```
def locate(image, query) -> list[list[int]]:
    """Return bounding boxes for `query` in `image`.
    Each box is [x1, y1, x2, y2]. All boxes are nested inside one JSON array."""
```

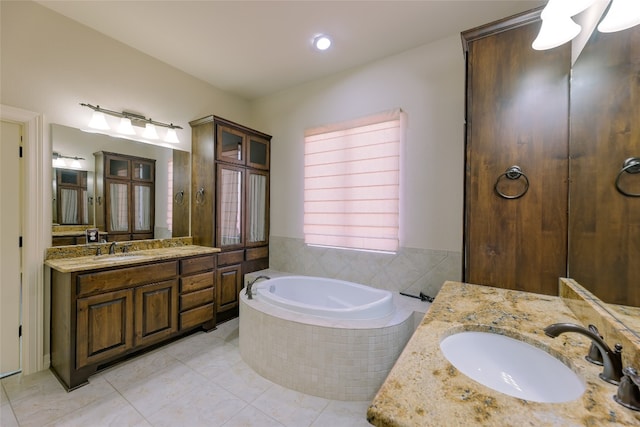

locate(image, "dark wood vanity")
[[48, 247, 217, 391]]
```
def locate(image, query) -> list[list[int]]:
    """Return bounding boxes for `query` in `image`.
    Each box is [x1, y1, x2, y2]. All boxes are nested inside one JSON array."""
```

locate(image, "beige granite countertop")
[[367, 281, 640, 427], [45, 244, 219, 273]]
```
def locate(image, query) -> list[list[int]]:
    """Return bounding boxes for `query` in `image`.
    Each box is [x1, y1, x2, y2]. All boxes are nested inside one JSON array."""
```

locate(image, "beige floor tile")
[[223, 405, 286, 427], [1, 370, 63, 402], [100, 348, 181, 392], [251, 383, 329, 427], [310, 400, 372, 427], [1, 401, 19, 427], [183, 341, 243, 379], [213, 360, 275, 403]]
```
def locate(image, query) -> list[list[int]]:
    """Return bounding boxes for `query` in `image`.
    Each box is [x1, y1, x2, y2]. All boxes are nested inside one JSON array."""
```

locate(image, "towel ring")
[[494, 165, 529, 199], [615, 157, 640, 197], [195, 187, 205, 205], [174, 190, 184, 206]]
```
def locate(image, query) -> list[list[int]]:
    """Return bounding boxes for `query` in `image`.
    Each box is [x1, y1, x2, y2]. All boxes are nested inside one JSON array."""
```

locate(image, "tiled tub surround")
[[268, 236, 462, 298], [368, 281, 640, 427], [240, 271, 429, 401]]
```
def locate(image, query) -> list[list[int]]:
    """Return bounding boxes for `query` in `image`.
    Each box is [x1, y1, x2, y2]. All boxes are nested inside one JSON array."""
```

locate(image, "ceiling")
[[37, 1, 545, 100]]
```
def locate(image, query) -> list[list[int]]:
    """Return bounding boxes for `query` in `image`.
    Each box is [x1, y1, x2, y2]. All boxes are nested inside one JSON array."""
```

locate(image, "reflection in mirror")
[[51, 124, 188, 242], [52, 168, 94, 225]]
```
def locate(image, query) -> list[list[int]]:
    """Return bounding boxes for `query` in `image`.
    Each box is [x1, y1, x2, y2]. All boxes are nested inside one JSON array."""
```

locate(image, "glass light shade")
[[164, 128, 180, 143], [53, 157, 66, 167], [598, 0, 640, 33], [532, 16, 582, 50], [143, 123, 159, 139], [71, 159, 82, 168], [117, 117, 136, 135], [88, 111, 110, 130], [541, 0, 598, 20]]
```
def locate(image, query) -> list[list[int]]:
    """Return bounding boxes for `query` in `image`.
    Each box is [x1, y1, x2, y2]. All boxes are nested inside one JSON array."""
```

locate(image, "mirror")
[[51, 123, 189, 242], [568, 27, 640, 336], [52, 168, 93, 225]]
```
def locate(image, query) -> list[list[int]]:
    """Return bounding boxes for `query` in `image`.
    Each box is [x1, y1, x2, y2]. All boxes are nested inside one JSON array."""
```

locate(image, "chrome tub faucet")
[[245, 275, 271, 300], [544, 322, 623, 385]]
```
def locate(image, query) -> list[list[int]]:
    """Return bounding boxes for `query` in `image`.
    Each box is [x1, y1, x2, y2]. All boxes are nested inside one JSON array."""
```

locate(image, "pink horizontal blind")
[[304, 109, 402, 252]]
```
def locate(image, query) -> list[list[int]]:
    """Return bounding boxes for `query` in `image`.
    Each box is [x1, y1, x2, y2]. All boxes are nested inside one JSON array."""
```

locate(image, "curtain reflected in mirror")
[[109, 182, 129, 232], [220, 168, 242, 245], [248, 173, 266, 243], [134, 185, 151, 232], [53, 168, 93, 225], [59, 188, 78, 224]]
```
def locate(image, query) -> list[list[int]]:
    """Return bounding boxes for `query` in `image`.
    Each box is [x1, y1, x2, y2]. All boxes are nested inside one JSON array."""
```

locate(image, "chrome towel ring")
[[173, 190, 185, 206], [494, 165, 529, 199], [195, 187, 206, 205], [615, 157, 640, 197]]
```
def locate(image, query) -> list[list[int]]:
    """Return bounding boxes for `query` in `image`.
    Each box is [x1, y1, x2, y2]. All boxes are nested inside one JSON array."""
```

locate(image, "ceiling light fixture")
[[313, 34, 332, 51], [80, 103, 182, 143], [533, 0, 640, 50], [52, 152, 85, 169]]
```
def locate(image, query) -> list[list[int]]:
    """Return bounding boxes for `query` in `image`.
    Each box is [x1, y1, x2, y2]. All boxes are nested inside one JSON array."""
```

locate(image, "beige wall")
[[252, 35, 465, 252]]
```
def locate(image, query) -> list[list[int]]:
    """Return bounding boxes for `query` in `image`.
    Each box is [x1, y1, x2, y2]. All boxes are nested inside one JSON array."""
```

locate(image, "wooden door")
[[463, 16, 570, 295], [568, 27, 640, 306], [76, 289, 134, 368], [134, 280, 178, 347]]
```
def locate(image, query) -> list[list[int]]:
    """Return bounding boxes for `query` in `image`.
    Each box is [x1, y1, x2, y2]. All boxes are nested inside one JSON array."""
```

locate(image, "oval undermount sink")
[[440, 331, 585, 403]]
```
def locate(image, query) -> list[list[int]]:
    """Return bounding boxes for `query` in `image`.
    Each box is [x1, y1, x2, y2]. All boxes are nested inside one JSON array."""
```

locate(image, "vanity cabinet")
[[190, 116, 271, 322], [461, 10, 570, 296], [94, 151, 155, 241], [51, 254, 216, 390]]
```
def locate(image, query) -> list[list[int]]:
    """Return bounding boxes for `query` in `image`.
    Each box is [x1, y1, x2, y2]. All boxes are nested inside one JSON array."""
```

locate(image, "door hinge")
[[19, 146, 23, 158], [18, 325, 22, 337], [19, 236, 22, 247]]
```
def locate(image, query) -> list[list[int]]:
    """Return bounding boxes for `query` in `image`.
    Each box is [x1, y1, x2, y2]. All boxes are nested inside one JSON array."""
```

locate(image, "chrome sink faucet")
[[245, 275, 271, 300], [544, 323, 623, 384], [109, 241, 117, 255]]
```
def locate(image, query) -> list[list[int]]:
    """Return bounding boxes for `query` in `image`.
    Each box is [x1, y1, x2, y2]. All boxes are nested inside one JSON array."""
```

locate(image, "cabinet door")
[[105, 155, 131, 179], [216, 124, 245, 165], [216, 265, 242, 313], [105, 180, 131, 234], [216, 165, 245, 249], [76, 289, 134, 368], [134, 280, 178, 347], [247, 135, 269, 170], [246, 169, 269, 246], [133, 182, 154, 234]]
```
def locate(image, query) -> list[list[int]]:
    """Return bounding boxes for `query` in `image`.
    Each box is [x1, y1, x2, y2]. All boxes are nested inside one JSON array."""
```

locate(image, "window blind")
[[304, 109, 403, 252]]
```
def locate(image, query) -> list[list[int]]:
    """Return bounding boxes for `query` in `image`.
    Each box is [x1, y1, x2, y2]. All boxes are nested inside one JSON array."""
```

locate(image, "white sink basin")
[[440, 331, 585, 403]]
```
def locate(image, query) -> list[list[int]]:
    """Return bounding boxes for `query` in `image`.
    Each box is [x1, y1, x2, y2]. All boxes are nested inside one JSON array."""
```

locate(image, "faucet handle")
[[613, 366, 640, 411]]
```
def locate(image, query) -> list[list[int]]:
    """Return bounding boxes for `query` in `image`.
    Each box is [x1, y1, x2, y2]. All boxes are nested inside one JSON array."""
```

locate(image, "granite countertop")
[[367, 281, 640, 427], [45, 245, 220, 273]]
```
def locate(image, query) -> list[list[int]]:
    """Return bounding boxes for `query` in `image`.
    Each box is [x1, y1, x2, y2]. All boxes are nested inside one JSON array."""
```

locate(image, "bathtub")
[[240, 272, 418, 400], [254, 275, 395, 320]]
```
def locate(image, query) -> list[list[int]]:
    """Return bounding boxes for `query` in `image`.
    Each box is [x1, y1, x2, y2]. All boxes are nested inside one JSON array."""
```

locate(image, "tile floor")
[[0, 319, 373, 427]]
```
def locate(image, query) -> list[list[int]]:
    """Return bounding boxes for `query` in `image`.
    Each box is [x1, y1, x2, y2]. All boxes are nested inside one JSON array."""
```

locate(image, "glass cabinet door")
[[246, 170, 269, 246], [247, 135, 269, 170], [216, 125, 245, 165], [133, 183, 153, 233], [132, 160, 154, 182], [217, 165, 244, 248], [106, 181, 130, 232], [105, 155, 130, 179]]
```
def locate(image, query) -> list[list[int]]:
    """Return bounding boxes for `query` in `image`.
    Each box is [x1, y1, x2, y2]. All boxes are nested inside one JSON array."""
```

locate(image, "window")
[[304, 109, 404, 252]]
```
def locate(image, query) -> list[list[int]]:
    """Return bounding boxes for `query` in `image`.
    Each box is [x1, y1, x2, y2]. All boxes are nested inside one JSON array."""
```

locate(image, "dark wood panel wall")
[[568, 26, 640, 306], [462, 11, 571, 296]]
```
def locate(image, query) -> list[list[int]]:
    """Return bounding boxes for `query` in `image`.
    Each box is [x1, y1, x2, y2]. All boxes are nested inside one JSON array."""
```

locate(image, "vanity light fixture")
[[533, 0, 640, 50], [313, 34, 332, 51], [52, 152, 85, 169], [80, 103, 182, 143]]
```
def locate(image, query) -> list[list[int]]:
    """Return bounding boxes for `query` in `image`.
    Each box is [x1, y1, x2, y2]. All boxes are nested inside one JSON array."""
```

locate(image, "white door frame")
[[0, 105, 47, 374]]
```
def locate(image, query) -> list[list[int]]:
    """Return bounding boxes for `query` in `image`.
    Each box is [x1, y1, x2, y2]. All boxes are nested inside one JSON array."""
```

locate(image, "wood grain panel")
[[172, 150, 190, 237], [190, 117, 215, 247], [463, 18, 570, 296], [568, 27, 640, 306], [77, 261, 177, 296], [134, 280, 178, 346]]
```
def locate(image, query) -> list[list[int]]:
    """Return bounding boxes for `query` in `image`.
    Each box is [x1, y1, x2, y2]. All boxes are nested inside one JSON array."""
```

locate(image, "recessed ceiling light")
[[313, 34, 332, 51]]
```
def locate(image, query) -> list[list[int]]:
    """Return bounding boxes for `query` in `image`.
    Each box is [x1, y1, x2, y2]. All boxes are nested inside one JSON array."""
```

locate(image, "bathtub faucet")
[[245, 275, 271, 300]]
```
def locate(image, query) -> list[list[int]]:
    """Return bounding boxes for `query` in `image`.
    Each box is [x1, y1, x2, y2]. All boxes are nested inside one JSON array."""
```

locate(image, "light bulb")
[[143, 123, 159, 139], [313, 35, 332, 51], [598, 0, 640, 33], [88, 111, 110, 130], [532, 15, 582, 50], [164, 128, 180, 143], [118, 117, 136, 135]]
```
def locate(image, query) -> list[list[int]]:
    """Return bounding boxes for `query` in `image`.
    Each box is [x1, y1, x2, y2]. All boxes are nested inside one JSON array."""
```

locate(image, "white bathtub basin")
[[439, 331, 585, 403]]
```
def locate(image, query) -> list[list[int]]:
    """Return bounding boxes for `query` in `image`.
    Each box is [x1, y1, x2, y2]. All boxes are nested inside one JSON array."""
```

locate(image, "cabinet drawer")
[[77, 261, 178, 296], [180, 303, 214, 330], [180, 287, 214, 312], [246, 246, 268, 261], [217, 250, 244, 266], [181, 271, 214, 293], [180, 255, 215, 275]]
